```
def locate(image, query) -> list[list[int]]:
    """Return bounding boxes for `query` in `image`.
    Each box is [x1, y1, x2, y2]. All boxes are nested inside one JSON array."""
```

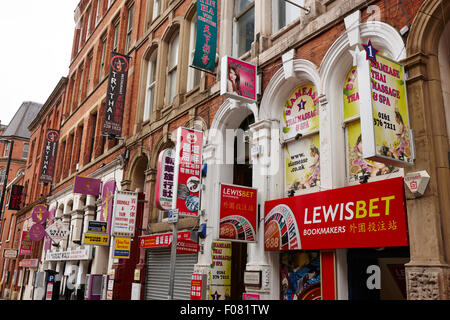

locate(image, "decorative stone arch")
[[402, 0, 450, 300]]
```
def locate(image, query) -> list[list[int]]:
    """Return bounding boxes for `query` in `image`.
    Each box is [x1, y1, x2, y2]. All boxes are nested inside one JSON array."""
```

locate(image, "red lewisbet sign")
[[219, 183, 258, 243], [172, 127, 203, 217], [264, 177, 409, 251]]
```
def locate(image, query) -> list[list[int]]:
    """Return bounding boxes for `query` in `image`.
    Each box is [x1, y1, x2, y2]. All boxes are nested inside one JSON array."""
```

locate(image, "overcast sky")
[[0, 0, 80, 126]]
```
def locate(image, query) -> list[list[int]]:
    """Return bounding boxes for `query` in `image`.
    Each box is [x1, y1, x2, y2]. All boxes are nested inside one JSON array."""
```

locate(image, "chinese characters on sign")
[[103, 52, 130, 137], [111, 191, 138, 237], [39, 129, 59, 184], [172, 128, 203, 217], [192, 0, 217, 73], [190, 274, 206, 300], [155, 149, 175, 211], [8, 185, 23, 210]]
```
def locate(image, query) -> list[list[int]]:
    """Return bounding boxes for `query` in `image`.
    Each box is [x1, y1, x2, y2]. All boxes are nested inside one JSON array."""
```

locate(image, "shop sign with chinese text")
[[155, 148, 175, 211], [357, 51, 414, 167], [172, 127, 203, 217], [218, 183, 257, 243], [192, 0, 217, 73], [111, 191, 138, 237], [264, 177, 408, 251], [8, 185, 23, 210], [139, 230, 192, 249]]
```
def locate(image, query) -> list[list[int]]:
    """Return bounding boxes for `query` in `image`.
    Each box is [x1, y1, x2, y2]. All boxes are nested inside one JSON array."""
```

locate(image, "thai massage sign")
[[192, 0, 217, 73], [103, 52, 130, 137], [218, 183, 257, 243], [357, 44, 414, 167], [39, 129, 59, 183], [155, 148, 175, 211], [264, 177, 408, 251], [282, 84, 319, 141], [172, 127, 203, 217], [220, 56, 257, 103]]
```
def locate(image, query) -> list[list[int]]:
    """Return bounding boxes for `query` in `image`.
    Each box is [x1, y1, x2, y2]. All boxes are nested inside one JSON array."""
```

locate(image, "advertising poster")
[[103, 52, 131, 136], [220, 56, 257, 103], [19, 231, 32, 255], [111, 191, 138, 237], [39, 129, 59, 184], [264, 177, 408, 251], [357, 52, 414, 167], [209, 241, 232, 300], [155, 149, 175, 211], [280, 251, 321, 300], [285, 134, 320, 192], [282, 83, 319, 141], [192, 0, 217, 73], [101, 180, 116, 234], [172, 127, 203, 217], [218, 183, 257, 243]]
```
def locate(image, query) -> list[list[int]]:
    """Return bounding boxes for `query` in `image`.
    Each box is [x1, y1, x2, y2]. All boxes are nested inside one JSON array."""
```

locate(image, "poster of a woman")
[[227, 64, 242, 96]]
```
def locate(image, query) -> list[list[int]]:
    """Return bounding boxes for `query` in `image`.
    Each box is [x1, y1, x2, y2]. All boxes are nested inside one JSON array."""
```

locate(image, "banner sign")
[[220, 56, 257, 103], [282, 83, 319, 141], [45, 246, 92, 261], [73, 176, 102, 196], [8, 185, 23, 210], [172, 127, 203, 217], [264, 177, 408, 251], [102, 52, 130, 136], [83, 233, 109, 246], [218, 183, 257, 243], [139, 230, 191, 249], [101, 180, 116, 234], [111, 191, 138, 237], [155, 149, 175, 211], [357, 51, 414, 167], [88, 221, 107, 233], [3, 249, 18, 259], [45, 220, 69, 244], [192, 0, 217, 73], [113, 237, 131, 259], [39, 129, 60, 183], [190, 274, 207, 300], [43, 208, 56, 251], [32, 205, 49, 224], [19, 259, 39, 268], [19, 231, 32, 255], [170, 238, 200, 255], [209, 241, 232, 300]]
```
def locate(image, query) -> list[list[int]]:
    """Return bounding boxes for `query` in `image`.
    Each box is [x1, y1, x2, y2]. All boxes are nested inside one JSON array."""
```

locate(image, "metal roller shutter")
[[145, 248, 198, 300]]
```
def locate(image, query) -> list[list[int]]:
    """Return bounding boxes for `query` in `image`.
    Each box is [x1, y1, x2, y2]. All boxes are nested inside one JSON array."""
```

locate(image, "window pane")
[[152, 0, 160, 20], [236, 8, 254, 56], [22, 144, 29, 159], [168, 69, 177, 104], [273, 0, 301, 32], [235, 0, 254, 13], [169, 33, 179, 68]]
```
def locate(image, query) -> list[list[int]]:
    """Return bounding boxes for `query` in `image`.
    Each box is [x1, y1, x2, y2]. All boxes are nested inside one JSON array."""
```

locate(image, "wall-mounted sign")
[[88, 221, 108, 233], [139, 230, 192, 249], [8, 185, 23, 210], [220, 56, 257, 103], [45, 220, 69, 244], [102, 52, 130, 137], [264, 177, 408, 251], [3, 249, 18, 259], [111, 191, 138, 237], [155, 149, 175, 211], [357, 50, 414, 167], [113, 237, 131, 259], [32, 205, 49, 224], [243, 293, 261, 300], [73, 176, 102, 196], [172, 127, 203, 217], [404, 170, 430, 197], [19, 259, 39, 268], [282, 83, 319, 141], [45, 246, 93, 261], [170, 238, 200, 255], [190, 274, 207, 300], [218, 183, 257, 243], [83, 233, 110, 246], [243, 270, 262, 287], [101, 180, 116, 235], [39, 129, 59, 184], [209, 241, 232, 300], [192, 0, 217, 73], [19, 231, 32, 255], [29, 223, 46, 242]]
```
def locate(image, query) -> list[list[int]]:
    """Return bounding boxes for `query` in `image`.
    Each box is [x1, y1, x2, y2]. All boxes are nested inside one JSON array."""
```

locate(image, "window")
[[0, 168, 5, 184], [166, 32, 179, 105], [272, 0, 301, 33], [3, 142, 9, 157], [86, 6, 92, 39], [22, 143, 29, 159], [187, 15, 202, 91], [107, 0, 113, 10], [113, 22, 120, 52], [88, 112, 97, 162], [342, 66, 398, 183], [144, 50, 158, 121], [234, 0, 255, 57], [77, 66, 84, 105], [86, 53, 93, 93], [125, 4, 135, 52], [95, 0, 101, 26], [78, 18, 84, 52], [152, 0, 161, 21], [99, 35, 107, 80]]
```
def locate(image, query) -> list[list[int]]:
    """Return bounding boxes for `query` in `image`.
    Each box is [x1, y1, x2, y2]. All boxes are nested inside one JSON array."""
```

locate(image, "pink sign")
[[32, 205, 49, 224], [19, 231, 32, 255], [221, 56, 257, 102], [101, 180, 116, 234], [172, 128, 203, 217], [29, 223, 46, 242], [73, 176, 101, 196]]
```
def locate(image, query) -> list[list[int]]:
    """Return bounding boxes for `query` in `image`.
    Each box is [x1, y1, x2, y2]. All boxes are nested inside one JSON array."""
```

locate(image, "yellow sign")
[[114, 237, 131, 259], [83, 233, 110, 246]]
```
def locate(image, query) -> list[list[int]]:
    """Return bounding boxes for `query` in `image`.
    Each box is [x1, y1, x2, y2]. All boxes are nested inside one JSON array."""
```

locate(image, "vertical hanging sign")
[[172, 127, 203, 217], [192, 0, 217, 73], [103, 52, 130, 137], [39, 129, 60, 184], [155, 149, 175, 211]]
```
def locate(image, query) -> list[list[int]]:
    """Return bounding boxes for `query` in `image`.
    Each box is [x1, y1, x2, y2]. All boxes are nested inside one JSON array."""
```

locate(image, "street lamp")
[[0, 138, 14, 237]]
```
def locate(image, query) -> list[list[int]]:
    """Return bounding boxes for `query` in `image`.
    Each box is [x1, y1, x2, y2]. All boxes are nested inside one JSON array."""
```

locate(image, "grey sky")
[[0, 0, 79, 126]]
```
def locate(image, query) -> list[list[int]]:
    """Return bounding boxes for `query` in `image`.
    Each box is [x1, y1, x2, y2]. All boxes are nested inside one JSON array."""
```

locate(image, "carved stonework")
[[407, 268, 442, 300]]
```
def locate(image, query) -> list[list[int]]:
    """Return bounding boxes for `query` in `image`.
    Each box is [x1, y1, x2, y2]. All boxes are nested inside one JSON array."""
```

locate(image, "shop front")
[[264, 177, 410, 300]]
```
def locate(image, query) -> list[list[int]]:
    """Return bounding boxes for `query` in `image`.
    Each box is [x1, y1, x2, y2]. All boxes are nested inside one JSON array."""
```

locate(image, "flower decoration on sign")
[[362, 39, 379, 63]]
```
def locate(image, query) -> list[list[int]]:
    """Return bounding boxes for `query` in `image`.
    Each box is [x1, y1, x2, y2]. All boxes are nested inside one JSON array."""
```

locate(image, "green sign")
[[192, 0, 217, 73]]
